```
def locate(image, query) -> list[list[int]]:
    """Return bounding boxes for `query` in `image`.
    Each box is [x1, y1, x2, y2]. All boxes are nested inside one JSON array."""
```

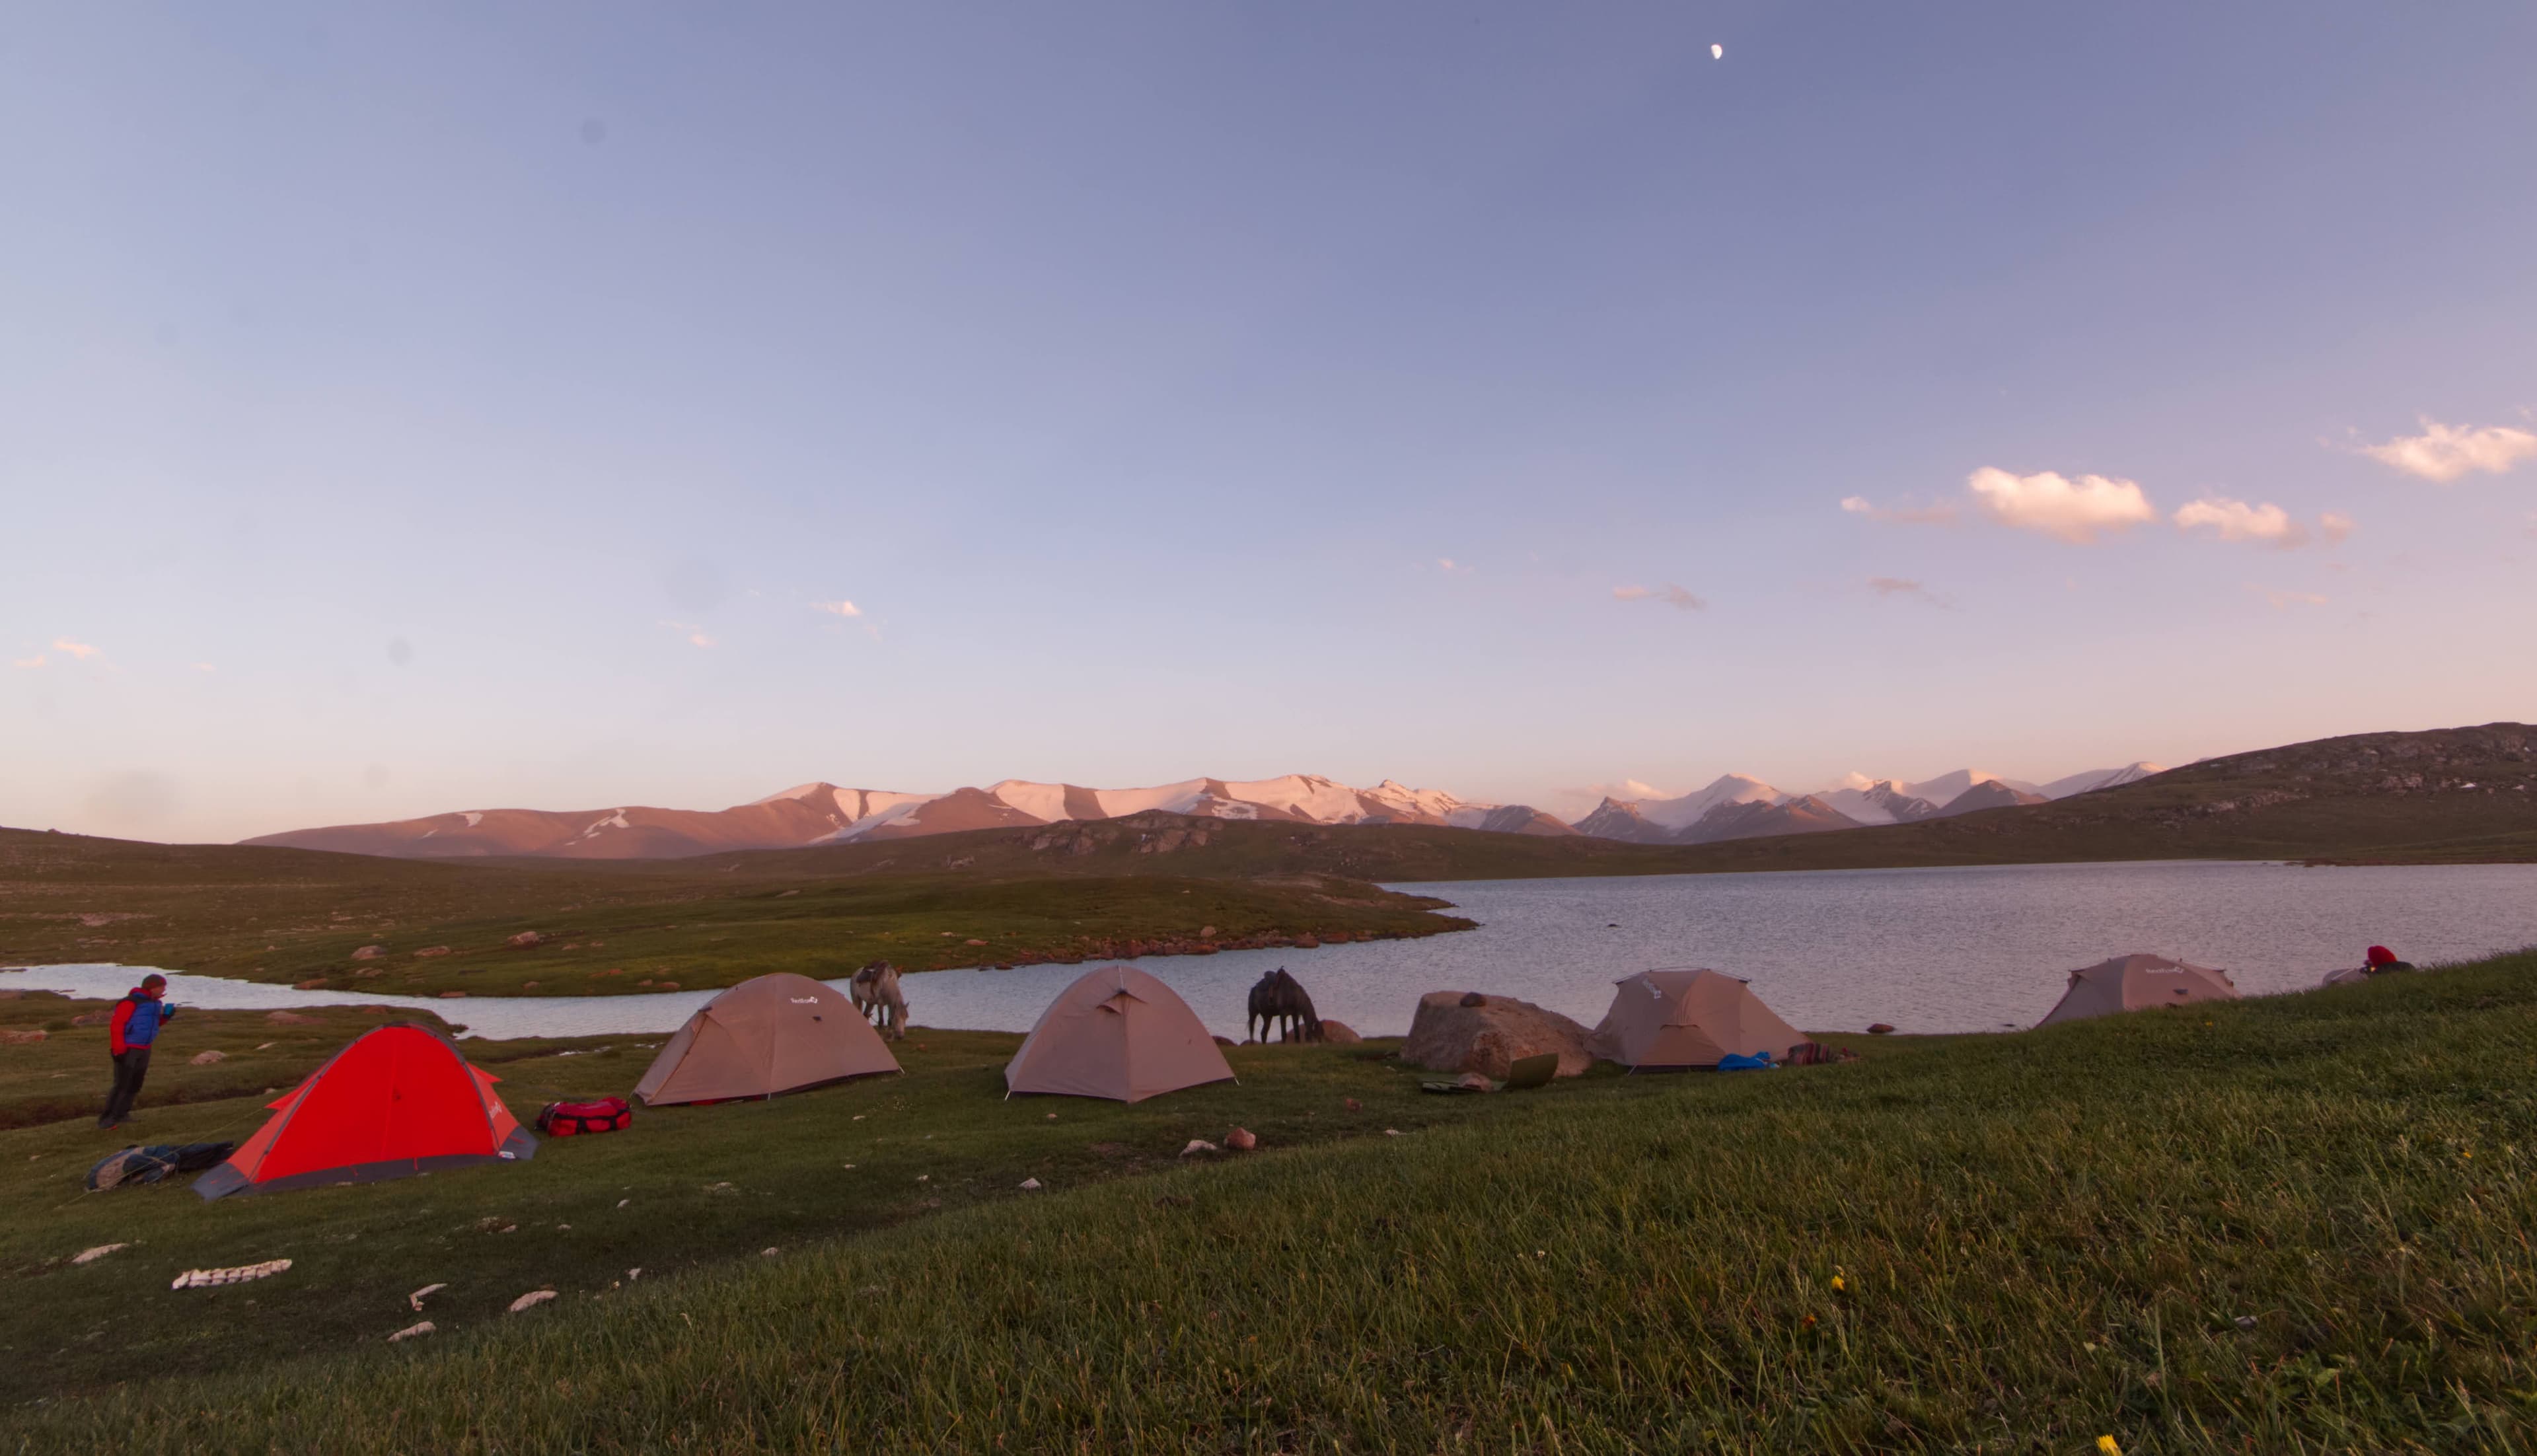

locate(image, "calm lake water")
[[9, 861, 2536, 1041]]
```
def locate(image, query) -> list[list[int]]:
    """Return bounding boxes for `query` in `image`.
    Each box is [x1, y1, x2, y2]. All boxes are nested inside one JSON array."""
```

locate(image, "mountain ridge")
[[242, 759, 2164, 861]]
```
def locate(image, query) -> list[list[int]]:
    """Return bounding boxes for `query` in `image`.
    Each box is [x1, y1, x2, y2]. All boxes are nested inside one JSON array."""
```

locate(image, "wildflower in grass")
[[2098, 1438, 2121, 1455], [1831, 1273, 1847, 1292]]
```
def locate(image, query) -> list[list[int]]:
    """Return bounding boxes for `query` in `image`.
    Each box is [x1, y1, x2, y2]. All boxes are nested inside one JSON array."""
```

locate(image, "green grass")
[[5, 951, 2536, 1451], [0, 825, 1469, 997]]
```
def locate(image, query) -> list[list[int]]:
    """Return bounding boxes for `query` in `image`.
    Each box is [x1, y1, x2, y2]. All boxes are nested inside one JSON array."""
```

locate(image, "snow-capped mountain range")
[[240, 764, 2162, 860], [1572, 764, 2163, 845]]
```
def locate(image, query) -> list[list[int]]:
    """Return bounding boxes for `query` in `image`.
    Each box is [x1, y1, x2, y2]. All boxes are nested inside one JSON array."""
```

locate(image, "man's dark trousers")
[[101, 1048, 153, 1127]]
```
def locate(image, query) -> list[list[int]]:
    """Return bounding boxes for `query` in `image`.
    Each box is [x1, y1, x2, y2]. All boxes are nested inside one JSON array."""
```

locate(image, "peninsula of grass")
[[5, 948, 2534, 1451], [0, 826, 1469, 998]]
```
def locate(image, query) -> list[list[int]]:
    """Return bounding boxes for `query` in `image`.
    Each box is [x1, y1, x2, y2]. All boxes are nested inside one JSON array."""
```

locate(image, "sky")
[[5, 2, 2536, 844]]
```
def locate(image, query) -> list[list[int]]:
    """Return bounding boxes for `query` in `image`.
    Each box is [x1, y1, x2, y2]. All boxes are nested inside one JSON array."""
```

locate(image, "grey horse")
[[849, 959, 908, 1041]]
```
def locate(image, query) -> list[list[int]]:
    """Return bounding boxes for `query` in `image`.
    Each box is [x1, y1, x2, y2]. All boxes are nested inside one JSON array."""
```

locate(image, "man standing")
[[100, 974, 178, 1130]]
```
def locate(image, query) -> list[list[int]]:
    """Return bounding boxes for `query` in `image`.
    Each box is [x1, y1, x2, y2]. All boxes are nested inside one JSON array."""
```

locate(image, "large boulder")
[[1399, 992, 1592, 1079]]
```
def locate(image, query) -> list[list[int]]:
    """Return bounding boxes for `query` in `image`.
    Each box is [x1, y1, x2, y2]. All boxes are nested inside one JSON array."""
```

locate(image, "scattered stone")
[[439, 992, 468, 1000], [1344, 1097, 1362, 1112], [627, 1268, 642, 1280], [293, 978, 329, 990], [0, 1028, 46, 1044], [72, 1011, 114, 1027], [1179, 1140, 1220, 1157], [264, 1011, 318, 1026], [655, 982, 678, 992], [351, 945, 385, 961], [761, 1247, 780, 1258], [1383, 1129, 1402, 1137], [1867, 1023, 1895, 1035], [1293, 935, 1320, 949], [388, 1321, 435, 1342], [616, 1198, 630, 1208], [189, 1050, 226, 1066], [1019, 1177, 1043, 1190], [522, 982, 538, 990], [414, 947, 452, 959], [507, 931, 544, 948], [409, 1282, 447, 1310], [255, 1042, 277, 1050], [1198, 926, 1217, 938], [2234, 1315, 2258, 1331], [507, 1290, 557, 1313], [1225, 1127, 1257, 1152], [1045, 1112, 1058, 1120], [1401, 991, 1593, 1080], [1319, 1020, 1363, 1045], [73, 1243, 129, 1265], [964, 938, 988, 946]]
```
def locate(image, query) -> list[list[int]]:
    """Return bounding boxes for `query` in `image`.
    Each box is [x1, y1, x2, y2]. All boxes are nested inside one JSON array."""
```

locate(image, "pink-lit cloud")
[[1967, 468, 2157, 543], [811, 600, 862, 618], [1867, 576, 1952, 608], [1613, 584, 1706, 610], [1839, 495, 1961, 525], [2359, 417, 2537, 483], [52, 638, 99, 659]]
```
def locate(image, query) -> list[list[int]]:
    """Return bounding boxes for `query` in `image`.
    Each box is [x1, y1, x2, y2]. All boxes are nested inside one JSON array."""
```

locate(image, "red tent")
[[194, 1025, 536, 1200]]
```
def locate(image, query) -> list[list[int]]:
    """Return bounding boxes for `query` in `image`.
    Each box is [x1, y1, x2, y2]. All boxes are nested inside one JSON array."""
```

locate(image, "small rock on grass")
[[72, 1243, 128, 1266], [388, 1321, 435, 1342], [1019, 1177, 1043, 1190], [1225, 1127, 1257, 1151], [408, 1282, 447, 1311], [507, 1290, 557, 1313], [1179, 1140, 1219, 1157], [1344, 1097, 1361, 1112], [190, 1050, 225, 1066], [761, 1247, 780, 1258]]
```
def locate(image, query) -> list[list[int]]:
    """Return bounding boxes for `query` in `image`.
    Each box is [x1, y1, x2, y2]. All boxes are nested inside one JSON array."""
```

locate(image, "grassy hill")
[[3, 951, 2532, 1451], [0, 826, 1469, 997]]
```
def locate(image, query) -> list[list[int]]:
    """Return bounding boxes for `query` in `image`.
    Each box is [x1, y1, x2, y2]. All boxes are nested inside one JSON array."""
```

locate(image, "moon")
[[1710, 43, 1724, 60]]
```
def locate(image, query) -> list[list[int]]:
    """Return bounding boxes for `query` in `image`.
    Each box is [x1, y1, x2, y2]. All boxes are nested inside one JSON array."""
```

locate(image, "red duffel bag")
[[536, 1097, 633, 1136]]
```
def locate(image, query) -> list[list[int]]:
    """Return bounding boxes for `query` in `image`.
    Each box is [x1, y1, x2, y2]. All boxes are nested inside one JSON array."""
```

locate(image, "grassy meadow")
[[4, 950, 2534, 1451], [0, 825, 1469, 997]]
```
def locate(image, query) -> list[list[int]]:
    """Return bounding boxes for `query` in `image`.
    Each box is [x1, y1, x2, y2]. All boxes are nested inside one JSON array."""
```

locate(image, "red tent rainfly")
[[194, 1025, 536, 1200]]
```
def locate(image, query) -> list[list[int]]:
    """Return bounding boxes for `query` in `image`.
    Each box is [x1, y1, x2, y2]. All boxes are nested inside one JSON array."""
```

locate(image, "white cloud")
[[2320, 512, 2355, 544], [2359, 417, 2537, 483], [53, 638, 98, 659], [1434, 557, 1473, 574], [811, 600, 862, 618], [11, 653, 44, 669], [1840, 495, 1961, 525], [1613, 583, 1706, 610], [1867, 576, 1951, 608], [1967, 468, 2156, 543], [661, 620, 716, 648], [2251, 586, 2328, 610]]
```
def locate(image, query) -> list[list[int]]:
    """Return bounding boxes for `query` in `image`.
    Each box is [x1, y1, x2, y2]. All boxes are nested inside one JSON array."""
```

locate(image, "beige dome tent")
[[1589, 967, 1805, 1069], [2036, 954, 2238, 1028], [634, 972, 902, 1106], [1004, 965, 1235, 1103]]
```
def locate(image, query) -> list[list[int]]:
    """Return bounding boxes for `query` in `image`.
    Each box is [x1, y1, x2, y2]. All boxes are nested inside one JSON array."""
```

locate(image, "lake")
[[8, 860, 2536, 1041]]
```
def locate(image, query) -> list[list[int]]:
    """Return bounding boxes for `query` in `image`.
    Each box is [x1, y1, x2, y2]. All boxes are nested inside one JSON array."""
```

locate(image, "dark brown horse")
[[1246, 967, 1323, 1043]]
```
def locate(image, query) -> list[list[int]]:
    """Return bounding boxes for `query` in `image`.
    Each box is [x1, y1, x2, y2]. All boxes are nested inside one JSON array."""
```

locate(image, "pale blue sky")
[[6, 2, 2534, 842]]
